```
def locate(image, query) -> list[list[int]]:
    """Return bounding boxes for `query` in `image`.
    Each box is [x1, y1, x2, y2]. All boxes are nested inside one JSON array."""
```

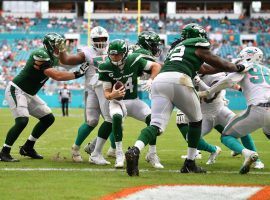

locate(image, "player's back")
[[161, 37, 210, 78], [241, 63, 270, 105]]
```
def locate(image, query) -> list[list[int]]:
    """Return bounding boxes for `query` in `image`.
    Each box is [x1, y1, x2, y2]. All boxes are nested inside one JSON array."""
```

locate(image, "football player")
[[0, 33, 88, 162], [199, 46, 268, 174], [124, 23, 247, 176], [57, 26, 112, 164], [87, 31, 164, 168], [177, 73, 264, 168], [95, 39, 161, 168]]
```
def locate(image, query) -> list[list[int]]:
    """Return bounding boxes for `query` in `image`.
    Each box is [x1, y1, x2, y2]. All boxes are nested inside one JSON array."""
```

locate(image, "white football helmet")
[[90, 26, 109, 52], [238, 47, 263, 64]]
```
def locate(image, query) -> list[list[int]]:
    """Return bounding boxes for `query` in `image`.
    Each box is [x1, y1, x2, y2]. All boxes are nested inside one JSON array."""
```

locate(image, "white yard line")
[[0, 167, 269, 175]]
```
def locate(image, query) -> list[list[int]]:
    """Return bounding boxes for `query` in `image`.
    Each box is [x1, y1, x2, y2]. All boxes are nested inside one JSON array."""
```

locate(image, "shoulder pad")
[[32, 49, 51, 62], [181, 38, 210, 48]]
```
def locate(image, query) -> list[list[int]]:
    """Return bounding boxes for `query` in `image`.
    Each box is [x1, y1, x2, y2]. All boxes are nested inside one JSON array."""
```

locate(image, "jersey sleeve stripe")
[[195, 42, 210, 47], [33, 55, 50, 61]]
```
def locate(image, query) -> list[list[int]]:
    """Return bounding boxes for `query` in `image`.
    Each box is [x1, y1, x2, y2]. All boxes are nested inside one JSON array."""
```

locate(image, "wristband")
[[73, 71, 84, 79], [236, 64, 245, 72]]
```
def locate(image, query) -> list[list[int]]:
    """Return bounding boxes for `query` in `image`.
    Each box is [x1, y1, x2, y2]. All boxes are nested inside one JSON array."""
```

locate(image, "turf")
[[0, 108, 269, 200]]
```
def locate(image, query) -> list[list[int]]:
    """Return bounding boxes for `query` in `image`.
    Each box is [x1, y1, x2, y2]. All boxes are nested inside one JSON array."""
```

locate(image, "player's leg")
[[173, 86, 206, 173], [109, 100, 126, 168], [125, 99, 163, 168], [61, 98, 65, 116], [73, 90, 100, 162], [19, 95, 55, 159], [222, 106, 262, 174], [65, 99, 69, 117], [88, 86, 112, 165], [0, 84, 29, 162], [125, 81, 173, 176]]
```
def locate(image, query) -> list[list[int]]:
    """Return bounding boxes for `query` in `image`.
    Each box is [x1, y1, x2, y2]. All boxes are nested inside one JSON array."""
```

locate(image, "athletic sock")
[[75, 123, 95, 146], [31, 114, 55, 139], [137, 125, 158, 147], [112, 114, 123, 142], [177, 123, 189, 141], [197, 138, 216, 153], [187, 123, 201, 148], [92, 137, 107, 156], [241, 134, 257, 152], [98, 121, 112, 140], [187, 147, 197, 160], [221, 135, 245, 153], [109, 132, 116, 149]]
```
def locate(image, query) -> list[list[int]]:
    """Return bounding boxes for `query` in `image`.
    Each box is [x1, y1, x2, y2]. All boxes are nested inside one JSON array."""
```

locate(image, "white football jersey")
[[199, 73, 227, 114], [80, 46, 107, 89], [239, 64, 270, 105]]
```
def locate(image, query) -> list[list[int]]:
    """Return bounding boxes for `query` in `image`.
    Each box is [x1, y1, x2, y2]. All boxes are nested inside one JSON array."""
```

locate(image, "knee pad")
[[40, 113, 55, 126], [15, 117, 29, 129], [189, 120, 202, 128], [86, 119, 99, 127]]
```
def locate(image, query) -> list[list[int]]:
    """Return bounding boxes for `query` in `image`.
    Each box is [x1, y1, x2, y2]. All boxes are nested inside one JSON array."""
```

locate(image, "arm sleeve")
[[208, 73, 244, 96]]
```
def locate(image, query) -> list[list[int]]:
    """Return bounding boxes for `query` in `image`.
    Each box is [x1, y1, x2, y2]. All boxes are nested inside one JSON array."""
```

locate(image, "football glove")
[[55, 38, 66, 52], [193, 75, 201, 86], [142, 78, 153, 93], [73, 62, 90, 79]]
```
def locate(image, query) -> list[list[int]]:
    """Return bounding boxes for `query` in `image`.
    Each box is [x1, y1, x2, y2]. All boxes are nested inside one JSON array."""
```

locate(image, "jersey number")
[[168, 45, 185, 62], [125, 77, 134, 93], [248, 65, 270, 85]]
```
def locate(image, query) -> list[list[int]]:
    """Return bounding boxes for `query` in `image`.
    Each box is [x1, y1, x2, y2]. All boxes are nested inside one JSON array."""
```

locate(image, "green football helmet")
[[108, 39, 128, 67], [43, 32, 65, 57], [138, 31, 162, 57], [180, 23, 208, 41]]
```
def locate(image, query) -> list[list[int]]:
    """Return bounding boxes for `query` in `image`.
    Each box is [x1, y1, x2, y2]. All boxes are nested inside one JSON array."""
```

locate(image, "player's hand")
[[73, 62, 89, 79], [55, 38, 66, 52], [193, 75, 201, 86], [142, 78, 153, 93], [236, 61, 250, 73], [111, 85, 126, 100], [198, 90, 209, 98], [79, 62, 90, 73]]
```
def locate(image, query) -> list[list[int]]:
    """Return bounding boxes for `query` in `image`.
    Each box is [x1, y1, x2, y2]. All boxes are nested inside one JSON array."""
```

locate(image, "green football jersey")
[[98, 53, 150, 99], [13, 47, 59, 95], [130, 44, 156, 62], [161, 37, 210, 78]]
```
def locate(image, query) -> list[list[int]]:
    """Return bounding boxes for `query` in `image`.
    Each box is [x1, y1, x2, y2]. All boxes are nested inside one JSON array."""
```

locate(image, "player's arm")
[[59, 51, 86, 65], [196, 48, 245, 73], [145, 61, 161, 80], [44, 68, 81, 81], [200, 73, 244, 98]]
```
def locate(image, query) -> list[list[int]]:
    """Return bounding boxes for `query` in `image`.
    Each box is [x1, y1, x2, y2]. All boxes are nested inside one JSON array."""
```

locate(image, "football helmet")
[[108, 39, 128, 67], [90, 26, 109, 52], [43, 32, 65, 57], [138, 31, 162, 57], [238, 47, 263, 64], [181, 23, 208, 41]]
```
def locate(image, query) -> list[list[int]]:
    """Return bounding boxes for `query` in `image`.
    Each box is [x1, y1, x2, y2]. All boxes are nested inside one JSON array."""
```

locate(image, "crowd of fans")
[[1, 15, 270, 90], [1, 15, 270, 34]]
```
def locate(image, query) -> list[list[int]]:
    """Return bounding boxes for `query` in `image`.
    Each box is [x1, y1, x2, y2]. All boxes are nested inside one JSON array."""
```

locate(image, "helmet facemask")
[[90, 26, 109, 53], [108, 39, 128, 69], [138, 31, 162, 57], [43, 33, 65, 58]]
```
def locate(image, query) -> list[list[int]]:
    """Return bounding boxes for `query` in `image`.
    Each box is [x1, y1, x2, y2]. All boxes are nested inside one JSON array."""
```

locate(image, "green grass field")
[[0, 108, 270, 200]]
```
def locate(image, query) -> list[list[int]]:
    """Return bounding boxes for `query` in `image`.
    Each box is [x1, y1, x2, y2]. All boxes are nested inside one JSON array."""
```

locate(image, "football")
[[113, 81, 125, 100]]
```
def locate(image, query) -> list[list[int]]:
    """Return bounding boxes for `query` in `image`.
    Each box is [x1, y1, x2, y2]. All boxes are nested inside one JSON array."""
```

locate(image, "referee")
[[58, 83, 71, 117]]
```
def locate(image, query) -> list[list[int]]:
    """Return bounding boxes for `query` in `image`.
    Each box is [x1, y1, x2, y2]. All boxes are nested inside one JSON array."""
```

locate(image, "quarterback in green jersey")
[[125, 23, 248, 176], [101, 31, 164, 168], [0, 33, 88, 162], [96, 39, 161, 168]]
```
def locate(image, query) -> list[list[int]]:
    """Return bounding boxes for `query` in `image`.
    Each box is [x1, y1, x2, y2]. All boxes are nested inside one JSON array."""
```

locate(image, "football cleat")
[[145, 152, 164, 169], [115, 150, 125, 168], [253, 160, 264, 169], [206, 146, 221, 165], [84, 140, 96, 155], [71, 146, 83, 162], [239, 152, 258, 174], [180, 159, 207, 173], [107, 147, 116, 158], [89, 154, 111, 165], [125, 146, 140, 176], [181, 150, 202, 160], [0, 151, 19, 162], [19, 146, 43, 159]]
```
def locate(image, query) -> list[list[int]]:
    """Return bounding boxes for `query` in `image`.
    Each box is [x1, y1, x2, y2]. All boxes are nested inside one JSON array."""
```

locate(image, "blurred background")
[[0, 0, 269, 109]]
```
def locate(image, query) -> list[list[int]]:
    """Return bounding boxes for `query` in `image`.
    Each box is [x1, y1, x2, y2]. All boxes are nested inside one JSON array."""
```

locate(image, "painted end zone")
[[101, 185, 270, 200]]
